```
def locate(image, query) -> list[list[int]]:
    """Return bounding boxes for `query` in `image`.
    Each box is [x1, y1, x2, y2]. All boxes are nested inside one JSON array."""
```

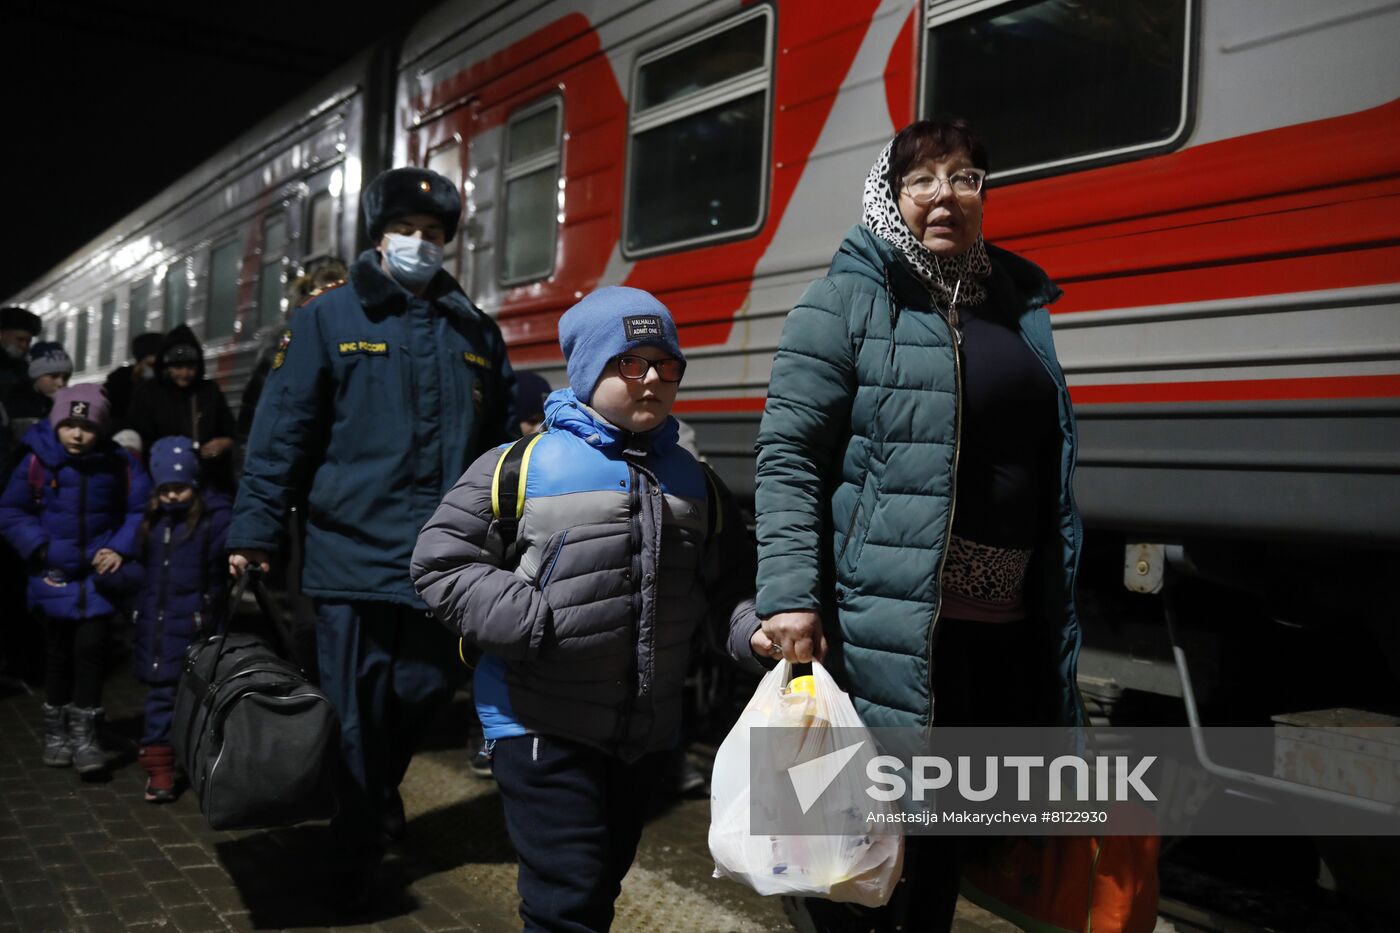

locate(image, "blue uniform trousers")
[[314, 600, 463, 863]]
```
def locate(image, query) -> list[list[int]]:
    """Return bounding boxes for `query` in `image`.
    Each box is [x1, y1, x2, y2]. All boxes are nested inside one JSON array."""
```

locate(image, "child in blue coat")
[[0, 385, 148, 773], [131, 436, 230, 802]]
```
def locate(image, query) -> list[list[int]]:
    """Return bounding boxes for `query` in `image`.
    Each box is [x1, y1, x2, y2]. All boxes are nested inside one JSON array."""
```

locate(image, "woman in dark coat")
[[127, 325, 237, 500]]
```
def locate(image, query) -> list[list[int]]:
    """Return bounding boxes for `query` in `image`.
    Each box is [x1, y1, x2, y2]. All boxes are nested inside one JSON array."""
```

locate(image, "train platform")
[[0, 656, 1037, 933]]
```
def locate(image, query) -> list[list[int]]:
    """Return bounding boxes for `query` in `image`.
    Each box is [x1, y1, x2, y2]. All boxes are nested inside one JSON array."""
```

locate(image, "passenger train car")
[[10, 0, 1400, 723]]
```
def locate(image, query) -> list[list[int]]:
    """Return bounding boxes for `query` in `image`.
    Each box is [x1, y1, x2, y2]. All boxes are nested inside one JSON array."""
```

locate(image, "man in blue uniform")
[[228, 167, 516, 892]]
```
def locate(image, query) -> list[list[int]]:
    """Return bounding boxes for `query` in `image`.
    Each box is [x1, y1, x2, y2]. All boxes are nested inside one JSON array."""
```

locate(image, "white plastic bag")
[[709, 660, 904, 907]]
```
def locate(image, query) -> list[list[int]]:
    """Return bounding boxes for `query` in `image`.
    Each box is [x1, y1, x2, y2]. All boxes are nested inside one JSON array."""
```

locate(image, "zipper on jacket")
[[614, 462, 644, 748], [78, 471, 88, 617], [923, 285, 963, 728], [881, 263, 963, 728], [153, 523, 172, 675]]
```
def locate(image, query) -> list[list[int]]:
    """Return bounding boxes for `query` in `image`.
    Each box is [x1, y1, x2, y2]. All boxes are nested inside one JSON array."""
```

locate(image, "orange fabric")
[[960, 832, 1159, 933]]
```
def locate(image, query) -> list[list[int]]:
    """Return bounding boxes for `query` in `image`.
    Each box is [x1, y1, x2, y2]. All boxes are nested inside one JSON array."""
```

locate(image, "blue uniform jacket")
[[132, 497, 231, 684], [0, 422, 149, 620], [229, 250, 517, 605]]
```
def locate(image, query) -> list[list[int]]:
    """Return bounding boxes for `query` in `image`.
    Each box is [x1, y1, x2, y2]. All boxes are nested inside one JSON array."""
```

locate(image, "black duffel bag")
[[173, 569, 339, 830]]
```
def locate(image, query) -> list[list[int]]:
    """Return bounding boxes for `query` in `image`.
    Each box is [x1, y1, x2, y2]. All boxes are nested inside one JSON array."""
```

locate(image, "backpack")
[[456, 432, 726, 666], [26, 449, 132, 506]]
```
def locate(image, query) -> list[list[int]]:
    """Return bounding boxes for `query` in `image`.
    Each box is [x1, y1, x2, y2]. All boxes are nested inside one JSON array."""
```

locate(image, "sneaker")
[[467, 736, 493, 779]]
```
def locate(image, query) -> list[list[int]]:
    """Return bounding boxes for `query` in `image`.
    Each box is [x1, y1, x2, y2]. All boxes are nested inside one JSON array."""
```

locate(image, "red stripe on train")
[[1067, 374, 1400, 405], [673, 375, 1400, 414]]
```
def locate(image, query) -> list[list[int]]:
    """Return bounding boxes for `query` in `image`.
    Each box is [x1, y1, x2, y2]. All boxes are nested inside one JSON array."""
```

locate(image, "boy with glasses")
[[412, 286, 768, 932]]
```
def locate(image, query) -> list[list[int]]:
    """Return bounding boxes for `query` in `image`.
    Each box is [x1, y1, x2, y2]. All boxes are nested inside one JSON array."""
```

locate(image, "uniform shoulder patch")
[[271, 329, 292, 370]]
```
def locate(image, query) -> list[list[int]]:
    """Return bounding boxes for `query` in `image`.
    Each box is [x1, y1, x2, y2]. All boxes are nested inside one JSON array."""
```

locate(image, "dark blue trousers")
[[314, 600, 462, 864], [491, 734, 651, 933], [141, 683, 177, 747]]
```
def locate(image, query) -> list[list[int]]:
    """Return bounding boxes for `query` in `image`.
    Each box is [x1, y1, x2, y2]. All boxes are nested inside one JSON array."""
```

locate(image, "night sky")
[[1, 1, 441, 300]]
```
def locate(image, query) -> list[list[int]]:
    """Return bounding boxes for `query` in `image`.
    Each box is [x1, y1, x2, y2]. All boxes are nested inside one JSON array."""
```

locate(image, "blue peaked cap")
[[558, 286, 684, 403]]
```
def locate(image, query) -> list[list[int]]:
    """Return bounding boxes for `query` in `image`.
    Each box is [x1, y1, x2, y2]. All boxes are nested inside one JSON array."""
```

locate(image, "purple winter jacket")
[[0, 422, 149, 620], [131, 497, 231, 684]]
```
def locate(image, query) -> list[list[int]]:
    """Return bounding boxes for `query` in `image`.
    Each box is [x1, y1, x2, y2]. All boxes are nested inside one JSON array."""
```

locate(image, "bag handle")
[[218, 567, 305, 672]]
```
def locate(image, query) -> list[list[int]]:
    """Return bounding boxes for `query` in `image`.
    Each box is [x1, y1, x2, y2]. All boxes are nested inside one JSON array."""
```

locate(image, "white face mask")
[[382, 233, 444, 290], [2, 341, 25, 360]]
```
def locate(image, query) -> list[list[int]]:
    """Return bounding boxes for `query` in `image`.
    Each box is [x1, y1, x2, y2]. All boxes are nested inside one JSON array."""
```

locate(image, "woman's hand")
[[229, 549, 271, 577], [760, 611, 826, 664], [91, 549, 123, 574], [200, 437, 234, 458]]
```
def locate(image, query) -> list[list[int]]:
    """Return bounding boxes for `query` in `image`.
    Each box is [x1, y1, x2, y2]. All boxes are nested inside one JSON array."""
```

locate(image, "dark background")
[[1, 1, 442, 300]]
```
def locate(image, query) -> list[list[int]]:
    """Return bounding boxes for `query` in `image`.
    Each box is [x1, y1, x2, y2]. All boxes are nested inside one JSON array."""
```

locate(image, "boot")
[[138, 745, 177, 803], [41, 703, 72, 767], [67, 706, 107, 774]]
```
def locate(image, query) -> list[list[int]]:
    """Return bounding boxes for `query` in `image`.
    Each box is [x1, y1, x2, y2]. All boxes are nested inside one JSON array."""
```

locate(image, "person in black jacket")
[[127, 326, 236, 500], [103, 332, 162, 429]]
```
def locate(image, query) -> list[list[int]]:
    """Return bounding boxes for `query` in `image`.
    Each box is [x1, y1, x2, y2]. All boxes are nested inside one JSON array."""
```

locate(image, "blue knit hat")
[[28, 342, 73, 380], [149, 436, 199, 488], [558, 287, 684, 403]]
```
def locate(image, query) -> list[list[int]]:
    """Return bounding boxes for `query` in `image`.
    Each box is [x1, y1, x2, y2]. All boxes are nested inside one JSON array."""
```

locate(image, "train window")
[[307, 192, 336, 258], [922, 0, 1190, 180], [129, 280, 151, 336], [427, 142, 465, 279], [98, 296, 117, 367], [624, 7, 773, 256], [257, 214, 288, 330], [500, 100, 561, 285], [163, 259, 189, 330], [55, 316, 67, 349], [74, 308, 89, 373], [207, 236, 243, 340]]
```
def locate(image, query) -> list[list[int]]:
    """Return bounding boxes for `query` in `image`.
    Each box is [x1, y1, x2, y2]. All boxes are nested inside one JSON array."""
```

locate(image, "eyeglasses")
[[616, 355, 685, 383], [901, 168, 987, 204]]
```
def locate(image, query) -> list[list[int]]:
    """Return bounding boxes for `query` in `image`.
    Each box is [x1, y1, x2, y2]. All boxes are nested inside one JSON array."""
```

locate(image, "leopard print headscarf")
[[861, 139, 991, 312]]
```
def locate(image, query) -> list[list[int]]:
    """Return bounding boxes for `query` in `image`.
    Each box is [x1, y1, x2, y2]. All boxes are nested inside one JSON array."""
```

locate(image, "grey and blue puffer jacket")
[[755, 225, 1085, 730], [0, 422, 149, 620], [412, 389, 764, 761]]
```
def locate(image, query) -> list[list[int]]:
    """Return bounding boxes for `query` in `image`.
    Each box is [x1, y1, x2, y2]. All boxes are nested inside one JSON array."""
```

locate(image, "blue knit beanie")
[[149, 436, 199, 488], [558, 287, 684, 403]]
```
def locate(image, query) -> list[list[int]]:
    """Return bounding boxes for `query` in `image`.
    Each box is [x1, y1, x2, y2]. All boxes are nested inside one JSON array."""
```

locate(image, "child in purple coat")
[[131, 436, 230, 802], [0, 385, 148, 773]]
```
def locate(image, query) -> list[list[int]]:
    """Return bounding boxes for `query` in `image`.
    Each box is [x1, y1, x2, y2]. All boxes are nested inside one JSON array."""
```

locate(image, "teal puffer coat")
[[755, 225, 1084, 729]]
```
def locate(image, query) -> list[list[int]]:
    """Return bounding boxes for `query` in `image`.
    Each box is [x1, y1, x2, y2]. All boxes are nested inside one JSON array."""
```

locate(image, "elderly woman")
[[753, 119, 1085, 929]]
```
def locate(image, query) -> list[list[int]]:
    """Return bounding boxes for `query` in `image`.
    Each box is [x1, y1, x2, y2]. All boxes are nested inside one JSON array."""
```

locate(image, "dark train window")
[[923, 0, 1190, 179], [74, 308, 89, 373], [129, 280, 151, 337], [207, 236, 243, 339], [307, 192, 336, 258], [163, 259, 189, 330], [624, 7, 773, 255], [98, 296, 117, 367], [55, 316, 66, 349], [257, 214, 287, 330], [500, 100, 561, 285]]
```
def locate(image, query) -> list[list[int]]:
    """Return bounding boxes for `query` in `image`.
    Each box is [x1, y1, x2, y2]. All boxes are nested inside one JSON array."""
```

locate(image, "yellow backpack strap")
[[462, 433, 546, 668]]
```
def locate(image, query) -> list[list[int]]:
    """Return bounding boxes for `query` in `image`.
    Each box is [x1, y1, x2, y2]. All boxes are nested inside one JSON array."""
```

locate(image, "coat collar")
[[349, 248, 482, 321], [543, 388, 680, 456], [835, 224, 1061, 317]]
